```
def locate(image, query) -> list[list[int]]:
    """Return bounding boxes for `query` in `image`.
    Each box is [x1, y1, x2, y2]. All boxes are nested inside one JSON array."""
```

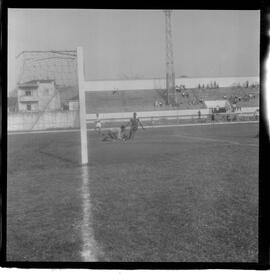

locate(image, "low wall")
[[8, 106, 259, 132], [86, 108, 210, 121], [85, 76, 259, 92], [8, 111, 80, 131], [235, 107, 259, 113]]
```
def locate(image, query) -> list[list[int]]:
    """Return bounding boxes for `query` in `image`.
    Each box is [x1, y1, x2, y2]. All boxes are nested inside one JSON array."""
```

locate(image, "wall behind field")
[[8, 111, 80, 131], [8, 107, 259, 132], [85, 76, 259, 91]]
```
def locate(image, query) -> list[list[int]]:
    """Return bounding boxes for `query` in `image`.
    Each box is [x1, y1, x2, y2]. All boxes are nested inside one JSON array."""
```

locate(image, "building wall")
[[17, 82, 61, 112], [37, 82, 61, 111], [17, 86, 38, 112], [84, 76, 259, 92], [68, 101, 79, 111], [18, 102, 39, 112]]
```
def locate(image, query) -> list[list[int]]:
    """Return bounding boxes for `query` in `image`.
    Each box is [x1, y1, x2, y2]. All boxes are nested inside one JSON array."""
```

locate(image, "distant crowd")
[[197, 81, 219, 89]]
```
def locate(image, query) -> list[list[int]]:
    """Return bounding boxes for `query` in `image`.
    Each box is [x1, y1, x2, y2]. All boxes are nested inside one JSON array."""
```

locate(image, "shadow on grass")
[[38, 148, 79, 166]]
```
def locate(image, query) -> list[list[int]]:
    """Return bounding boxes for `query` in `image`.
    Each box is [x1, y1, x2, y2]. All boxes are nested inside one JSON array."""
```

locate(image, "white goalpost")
[[77, 47, 89, 165]]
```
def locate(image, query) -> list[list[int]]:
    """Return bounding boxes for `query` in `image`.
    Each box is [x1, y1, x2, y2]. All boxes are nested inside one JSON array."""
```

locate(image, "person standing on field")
[[95, 113, 102, 135], [127, 112, 145, 140]]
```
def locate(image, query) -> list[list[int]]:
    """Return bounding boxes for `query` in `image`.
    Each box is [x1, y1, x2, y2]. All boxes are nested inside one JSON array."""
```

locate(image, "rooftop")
[[18, 79, 55, 88]]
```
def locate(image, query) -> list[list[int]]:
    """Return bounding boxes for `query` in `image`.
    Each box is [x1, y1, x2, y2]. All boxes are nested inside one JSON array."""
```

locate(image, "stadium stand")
[[192, 86, 259, 108], [55, 85, 259, 114], [84, 89, 206, 113]]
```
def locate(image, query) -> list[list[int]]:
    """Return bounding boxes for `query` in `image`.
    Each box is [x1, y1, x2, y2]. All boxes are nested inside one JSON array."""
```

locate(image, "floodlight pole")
[[77, 47, 88, 165], [164, 10, 176, 105]]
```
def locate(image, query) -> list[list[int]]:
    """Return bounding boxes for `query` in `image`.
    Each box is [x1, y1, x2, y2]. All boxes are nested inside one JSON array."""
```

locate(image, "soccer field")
[[7, 122, 259, 262]]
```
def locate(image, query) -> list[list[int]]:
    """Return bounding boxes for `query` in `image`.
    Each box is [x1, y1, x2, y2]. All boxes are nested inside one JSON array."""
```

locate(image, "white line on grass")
[[80, 166, 100, 261], [8, 120, 259, 135]]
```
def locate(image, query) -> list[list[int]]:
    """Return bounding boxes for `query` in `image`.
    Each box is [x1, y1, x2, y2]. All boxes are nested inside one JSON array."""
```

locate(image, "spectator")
[[159, 101, 163, 107], [211, 112, 215, 121], [112, 88, 119, 95]]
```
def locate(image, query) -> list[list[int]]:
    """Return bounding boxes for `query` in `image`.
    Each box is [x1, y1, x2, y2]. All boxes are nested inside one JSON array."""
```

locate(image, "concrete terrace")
[[82, 86, 259, 114]]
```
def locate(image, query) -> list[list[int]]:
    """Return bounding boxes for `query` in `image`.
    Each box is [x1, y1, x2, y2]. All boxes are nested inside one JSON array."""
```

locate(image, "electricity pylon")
[[164, 10, 176, 105]]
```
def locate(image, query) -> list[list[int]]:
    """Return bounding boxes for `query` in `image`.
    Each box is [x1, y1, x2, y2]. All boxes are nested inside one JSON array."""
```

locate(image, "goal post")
[[77, 46, 88, 165]]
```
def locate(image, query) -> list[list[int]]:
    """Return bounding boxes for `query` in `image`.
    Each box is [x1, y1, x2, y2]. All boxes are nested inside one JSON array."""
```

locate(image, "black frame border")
[[1, 0, 269, 269]]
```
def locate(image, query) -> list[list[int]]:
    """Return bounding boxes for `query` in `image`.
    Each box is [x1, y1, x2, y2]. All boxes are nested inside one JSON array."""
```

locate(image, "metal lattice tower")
[[164, 10, 176, 105], [16, 50, 78, 87]]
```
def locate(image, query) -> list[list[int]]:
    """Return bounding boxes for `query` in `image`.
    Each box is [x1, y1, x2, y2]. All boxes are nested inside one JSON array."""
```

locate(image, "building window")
[[26, 104, 32, 111], [25, 90, 32, 96]]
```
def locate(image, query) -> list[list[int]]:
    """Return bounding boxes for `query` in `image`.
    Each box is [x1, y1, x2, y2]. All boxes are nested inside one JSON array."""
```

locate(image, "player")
[[127, 112, 145, 140], [120, 125, 129, 141], [95, 114, 102, 135], [101, 125, 127, 142]]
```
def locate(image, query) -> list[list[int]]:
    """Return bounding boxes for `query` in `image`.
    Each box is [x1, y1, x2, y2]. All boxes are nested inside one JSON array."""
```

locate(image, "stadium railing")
[[86, 111, 259, 129]]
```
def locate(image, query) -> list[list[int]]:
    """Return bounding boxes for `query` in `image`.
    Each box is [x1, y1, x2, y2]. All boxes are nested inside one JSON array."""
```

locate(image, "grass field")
[[7, 122, 259, 262]]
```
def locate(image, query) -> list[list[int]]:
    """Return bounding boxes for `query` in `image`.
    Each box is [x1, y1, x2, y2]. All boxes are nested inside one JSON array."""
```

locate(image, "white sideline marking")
[[8, 120, 259, 135], [80, 166, 99, 261]]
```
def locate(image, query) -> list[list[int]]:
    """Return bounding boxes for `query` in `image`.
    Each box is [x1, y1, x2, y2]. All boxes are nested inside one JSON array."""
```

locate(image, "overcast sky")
[[8, 9, 260, 91]]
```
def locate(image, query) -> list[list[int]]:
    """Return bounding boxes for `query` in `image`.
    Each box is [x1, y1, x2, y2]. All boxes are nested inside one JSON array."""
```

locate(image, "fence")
[[8, 108, 259, 132], [86, 111, 259, 129]]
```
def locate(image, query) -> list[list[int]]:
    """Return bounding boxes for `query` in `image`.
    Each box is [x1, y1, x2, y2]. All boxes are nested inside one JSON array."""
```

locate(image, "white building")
[[68, 100, 79, 111], [17, 80, 61, 112]]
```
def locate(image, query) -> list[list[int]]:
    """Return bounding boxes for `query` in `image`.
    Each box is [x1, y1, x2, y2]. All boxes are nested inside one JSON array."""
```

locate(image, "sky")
[[8, 9, 260, 91]]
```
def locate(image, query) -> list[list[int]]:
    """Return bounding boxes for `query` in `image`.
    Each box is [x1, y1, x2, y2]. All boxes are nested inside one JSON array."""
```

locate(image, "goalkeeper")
[[101, 125, 128, 142]]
